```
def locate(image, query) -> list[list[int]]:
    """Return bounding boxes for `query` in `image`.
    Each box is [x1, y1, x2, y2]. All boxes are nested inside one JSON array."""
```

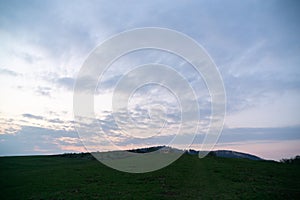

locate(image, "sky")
[[0, 0, 299, 160]]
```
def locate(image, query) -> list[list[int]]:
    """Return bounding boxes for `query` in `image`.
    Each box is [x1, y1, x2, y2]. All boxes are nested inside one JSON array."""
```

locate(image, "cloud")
[[56, 77, 75, 91], [0, 113, 75, 135], [1, 123, 299, 157], [48, 118, 65, 124], [225, 90, 300, 128], [0, 68, 20, 76], [217, 126, 300, 144], [0, 0, 299, 159], [0, 126, 81, 156], [22, 113, 44, 120], [35, 86, 51, 96], [56, 136, 81, 145]]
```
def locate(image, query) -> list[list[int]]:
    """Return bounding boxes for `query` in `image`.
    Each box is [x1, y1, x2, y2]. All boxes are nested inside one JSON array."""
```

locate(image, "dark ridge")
[[127, 145, 166, 153], [56, 146, 264, 161], [185, 149, 263, 160]]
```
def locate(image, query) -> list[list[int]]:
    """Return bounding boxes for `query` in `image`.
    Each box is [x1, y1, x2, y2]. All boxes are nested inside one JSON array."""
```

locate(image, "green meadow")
[[0, 154, 299, 199]]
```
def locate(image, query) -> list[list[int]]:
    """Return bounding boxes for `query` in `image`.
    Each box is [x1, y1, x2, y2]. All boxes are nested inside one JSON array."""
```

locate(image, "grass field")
[[0, 154, 299, 199]]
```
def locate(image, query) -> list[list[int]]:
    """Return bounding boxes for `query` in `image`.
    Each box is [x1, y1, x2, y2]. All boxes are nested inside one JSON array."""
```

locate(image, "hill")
[[0, 152, 299, 199], [186, 149, 263, 160], [128, 146, 263, 160]]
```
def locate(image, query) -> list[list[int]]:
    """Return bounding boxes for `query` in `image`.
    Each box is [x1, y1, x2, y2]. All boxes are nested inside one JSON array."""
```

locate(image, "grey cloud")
[[57, 77, 75, 91], [1, 123, 299, 156], [223, 71, 300, 113], [61, 75, 106, 93], [0, 125, 81, 156], [0, 68, 20, 76], [1, 0, 299, 156], [22, 113, 44, 120], [35, 86, 51, 96], [1, 1, 98, 60], [48, 118, 65, 124], [116, 125, 300, 148], [13, 51, 42, 64], [216, 126, 300, 144]]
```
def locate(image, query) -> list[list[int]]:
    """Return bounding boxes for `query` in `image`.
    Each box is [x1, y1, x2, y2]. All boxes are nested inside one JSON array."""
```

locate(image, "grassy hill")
[[0, 153, 299, 199]]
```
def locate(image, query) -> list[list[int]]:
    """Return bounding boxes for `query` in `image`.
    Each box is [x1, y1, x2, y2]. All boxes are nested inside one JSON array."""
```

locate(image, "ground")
[[0, 154, 299, 199]]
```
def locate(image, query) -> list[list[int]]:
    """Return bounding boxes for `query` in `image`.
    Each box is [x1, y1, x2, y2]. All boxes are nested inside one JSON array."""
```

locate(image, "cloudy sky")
[[0, 0, 299, 160]]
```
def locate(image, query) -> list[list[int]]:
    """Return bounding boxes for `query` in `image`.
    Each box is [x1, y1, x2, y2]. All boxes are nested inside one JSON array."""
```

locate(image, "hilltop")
[[57, 146, 264, 162], [128, 146, 264, 160]]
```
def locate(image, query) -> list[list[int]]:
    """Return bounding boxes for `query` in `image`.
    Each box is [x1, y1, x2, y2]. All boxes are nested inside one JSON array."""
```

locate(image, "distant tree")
[[280, 155, 300, 164]]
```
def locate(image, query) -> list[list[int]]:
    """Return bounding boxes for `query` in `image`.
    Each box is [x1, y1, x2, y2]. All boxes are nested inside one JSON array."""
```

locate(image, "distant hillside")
[[186, 149, 263, 160], [127, 146, 263, 161], [127, 146, 183, 154], [212, 150, 263, 160]]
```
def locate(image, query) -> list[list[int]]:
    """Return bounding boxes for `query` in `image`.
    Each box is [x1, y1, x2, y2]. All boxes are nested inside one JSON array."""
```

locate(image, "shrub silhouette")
[[280, 155, 300, 164]]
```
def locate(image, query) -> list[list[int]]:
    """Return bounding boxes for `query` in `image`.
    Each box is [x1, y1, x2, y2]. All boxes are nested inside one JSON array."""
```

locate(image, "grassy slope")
[[0, 154, 299, 200]]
